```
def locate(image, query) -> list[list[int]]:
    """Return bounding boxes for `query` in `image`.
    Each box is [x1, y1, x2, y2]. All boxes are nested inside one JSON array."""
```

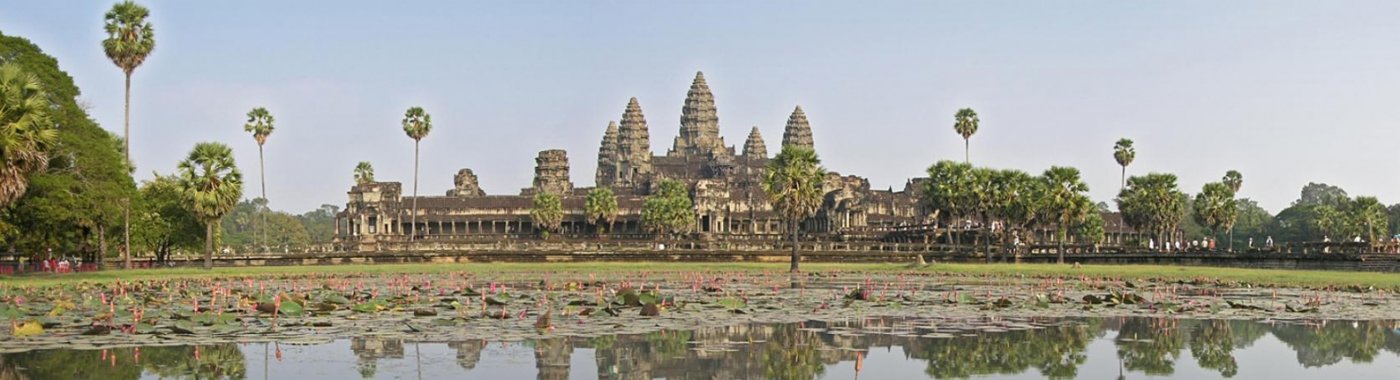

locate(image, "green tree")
[[298, 204, 341, 244], [584, 187, 618, 235], [530, 192, 562, 238], [176, 142, 242, 269], [243, 107, 274, 252], [1231, 199, 1275, 247], [1349, 196, 1387, 243], [220, 199, 312, 251], [1073, 211, 1105, 249], [401, 107, 431, 238], [0, 64, 56, 207], [1040, 166, 1092, 262], [1113, 138, 1135, 191], [103, 0, 156, 270], [0, 33, 133, 266], [133, 174, 201, 263], [1193, 182, 1238, 248], [1117, 173, 1187, 251], [762, 146, 827, 273], [954, 108, 979, 163], [991, 169, 1045, 249], [641, 180, 696, 239], [923, 160, 977, 252], [354, 161, 374, 184]]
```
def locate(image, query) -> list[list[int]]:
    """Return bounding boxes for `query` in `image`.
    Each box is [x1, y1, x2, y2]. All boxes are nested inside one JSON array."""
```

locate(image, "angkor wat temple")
[[333, 72, 934, 251]]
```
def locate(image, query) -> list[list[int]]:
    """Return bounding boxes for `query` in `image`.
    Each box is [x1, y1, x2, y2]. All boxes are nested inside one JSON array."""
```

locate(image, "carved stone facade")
[[447, 169, 485, 197], [334, 72, 926, 249]]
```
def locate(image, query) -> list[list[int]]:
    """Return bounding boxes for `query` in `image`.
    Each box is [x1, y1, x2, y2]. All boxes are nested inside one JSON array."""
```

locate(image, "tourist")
[[1265, 236, 1274, 248]]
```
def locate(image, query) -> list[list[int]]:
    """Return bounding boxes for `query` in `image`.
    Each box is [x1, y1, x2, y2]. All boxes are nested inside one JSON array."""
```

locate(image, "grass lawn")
[[2, 262, 1397, 290]]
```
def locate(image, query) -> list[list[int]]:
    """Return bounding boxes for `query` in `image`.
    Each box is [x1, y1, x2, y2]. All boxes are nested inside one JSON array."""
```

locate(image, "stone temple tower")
[[615, 97, 653, 187], [742, 126, 767, 160], [532, 149, 573, 195], [669, 71, 728, 158], [781, 105, 814, 150], [595, 121, 620, 187]]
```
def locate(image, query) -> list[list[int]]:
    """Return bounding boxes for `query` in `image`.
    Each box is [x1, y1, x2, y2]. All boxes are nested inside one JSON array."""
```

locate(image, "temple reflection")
[[2, 317, 1399, 380]]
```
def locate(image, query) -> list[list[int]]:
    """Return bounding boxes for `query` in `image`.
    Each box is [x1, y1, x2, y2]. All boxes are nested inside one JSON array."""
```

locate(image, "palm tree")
[[953, 108, 979, 163], [0, 64, 57, 208], [1041, 166, 1091, 263], [1113, 138, 1135, 191], [353, 161, 375, 185], [1221, 170, 1243, 250], [584, 187, 618, 236], [175, 142, 242, 269], [1222, 170, 1242, 194], [103, 0, 155, 269], [530, 192, 562, 239], [243, 107, 274, 252], [762, 145, 827, 273], [401, 107, 432, 239]]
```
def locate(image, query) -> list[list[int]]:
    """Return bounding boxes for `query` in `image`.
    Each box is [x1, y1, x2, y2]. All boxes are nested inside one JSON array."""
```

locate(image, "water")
[[3, 317, 1398, 379]]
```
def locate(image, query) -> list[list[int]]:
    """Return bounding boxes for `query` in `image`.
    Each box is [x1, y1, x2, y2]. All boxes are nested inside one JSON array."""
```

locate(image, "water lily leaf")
[[279, 301, 305, 316], [717, 297, 747, 310], [13, 321, 44, 337]]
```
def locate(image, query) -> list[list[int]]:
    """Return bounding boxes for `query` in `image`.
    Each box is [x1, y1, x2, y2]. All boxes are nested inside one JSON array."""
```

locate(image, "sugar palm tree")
[[0, 64, 57, 207], [353, 161, 375, 185], [530, 192, 563, 239], [1222, 170, 1242, 194], [1113, 138, 1135, 191], [1041, 166, 1091, 264], [953, 108, 979, 163], [175, 142, 242, 269], [762, 145, 827, 272], [584, 187, 618, 236], [1221, 170, 1243, 250], [103, 0, 155, 269], [401, 107, 432, 239], [243, 107, 274, 252]]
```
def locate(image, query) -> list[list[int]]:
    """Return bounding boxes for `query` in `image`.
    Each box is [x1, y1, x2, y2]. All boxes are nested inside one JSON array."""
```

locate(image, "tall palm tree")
[[175, 142, 242, 269], [1222, 170, 1242, 194], [1041, 166, 1091, 264], [353, 161, 375, 185], [243, 107, 274, 252], [401, 106, 432, 239], [0, 64, 57, 208], [584, 187, 618, 235], [762, 145, 827, 273], [1221, 170, 1243, 250], [103, 0, 155, 269], [953, 108, 979, 163], [1113, 138, 1135, 191]]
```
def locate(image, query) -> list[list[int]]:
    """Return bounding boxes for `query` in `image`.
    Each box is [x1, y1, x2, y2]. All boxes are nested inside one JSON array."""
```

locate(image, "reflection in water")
[[0, 344, 244, 380], [1, 317, 1398, 380]]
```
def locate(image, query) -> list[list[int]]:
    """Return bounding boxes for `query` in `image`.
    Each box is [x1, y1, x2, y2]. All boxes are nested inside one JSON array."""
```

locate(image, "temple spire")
[[595, 121, 620, 187], [670, 71, 726, 157], [616, 97, 653, 185], [742, 126, 767, 160], [781, 105, 814, 150]]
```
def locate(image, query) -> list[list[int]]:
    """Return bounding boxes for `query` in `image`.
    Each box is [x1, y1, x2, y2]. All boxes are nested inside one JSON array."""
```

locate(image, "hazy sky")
[[4, 1, 1400, 214]]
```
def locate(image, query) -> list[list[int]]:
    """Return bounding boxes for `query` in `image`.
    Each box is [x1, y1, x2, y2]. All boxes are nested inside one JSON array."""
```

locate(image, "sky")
[[3, 1, 1400, 214]]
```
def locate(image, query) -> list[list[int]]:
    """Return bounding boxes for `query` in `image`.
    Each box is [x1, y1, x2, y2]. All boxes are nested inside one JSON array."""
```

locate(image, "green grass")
[[2, 262, 1397, 291]]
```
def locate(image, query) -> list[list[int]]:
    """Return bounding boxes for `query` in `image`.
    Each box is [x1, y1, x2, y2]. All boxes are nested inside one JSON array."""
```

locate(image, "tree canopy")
[[641, 180, 695, 238]]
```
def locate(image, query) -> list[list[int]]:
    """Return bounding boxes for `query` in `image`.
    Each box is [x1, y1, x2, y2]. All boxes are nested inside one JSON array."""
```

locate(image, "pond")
[[3, 316, 1398, 379]]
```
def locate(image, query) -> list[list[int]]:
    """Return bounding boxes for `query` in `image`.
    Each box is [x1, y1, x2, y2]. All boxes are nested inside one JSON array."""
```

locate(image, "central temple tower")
[[668, 71, 729, 158]]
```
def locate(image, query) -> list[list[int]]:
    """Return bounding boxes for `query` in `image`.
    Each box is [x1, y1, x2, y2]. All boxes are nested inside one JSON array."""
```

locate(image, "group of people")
[[7, 251, 87, 274]]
